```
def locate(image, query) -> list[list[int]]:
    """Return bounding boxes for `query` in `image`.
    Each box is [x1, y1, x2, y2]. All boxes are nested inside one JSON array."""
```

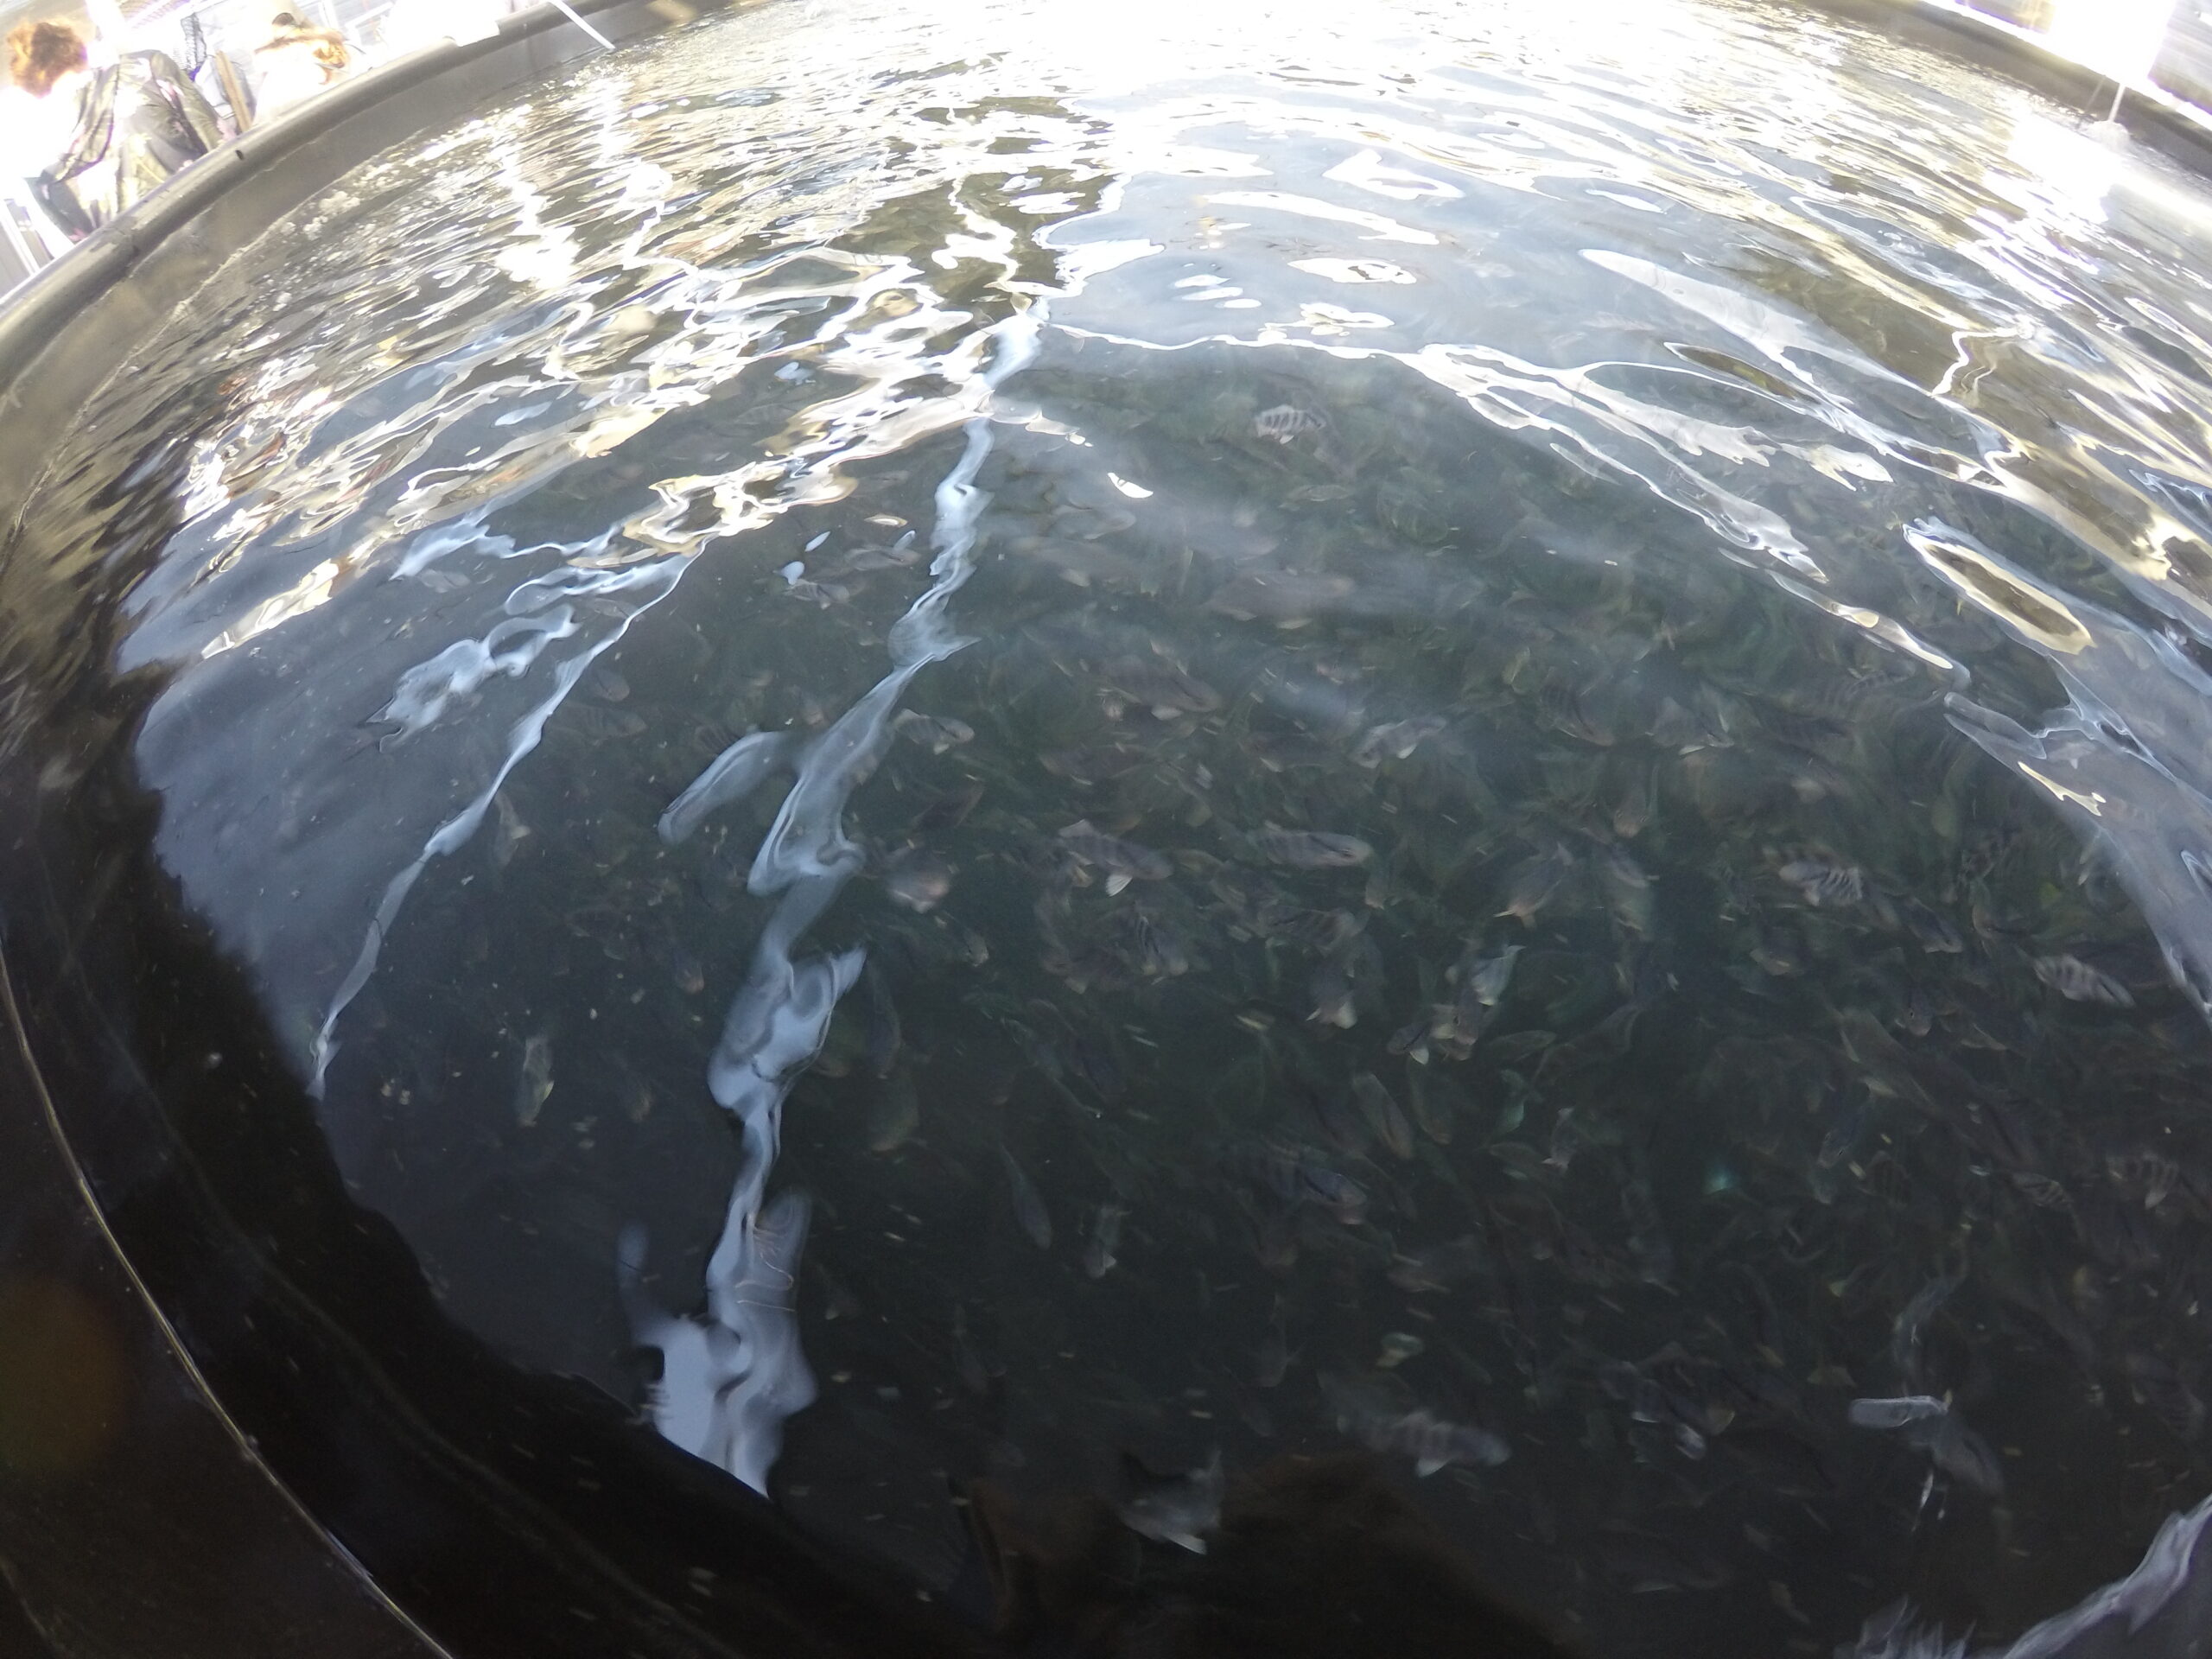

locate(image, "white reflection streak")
[[622, 303, 1044, 1495], [306, 559, 683, 1093]]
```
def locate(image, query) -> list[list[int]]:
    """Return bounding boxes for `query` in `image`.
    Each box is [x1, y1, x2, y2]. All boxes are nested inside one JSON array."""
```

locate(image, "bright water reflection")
[[13, 0, 2212, 1649]]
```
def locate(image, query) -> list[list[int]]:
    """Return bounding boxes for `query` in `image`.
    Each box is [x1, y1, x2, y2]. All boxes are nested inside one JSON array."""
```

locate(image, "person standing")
[[250, 12, 351, 122], [5, 17, 221, 240]]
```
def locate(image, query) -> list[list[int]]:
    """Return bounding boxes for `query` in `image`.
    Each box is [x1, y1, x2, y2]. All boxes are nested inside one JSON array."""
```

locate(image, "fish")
[[1847, 1395, 1951, 1430], [1498, 846, 1573, 924], [1352, 715, 1448, 767], [1001, 1147, 1053, 1249], [1255, 404, 1328, 443], [1597, 842, 1653, 933], [880, 844, 954, 912], [1255, 1303, 1292, 1387], [910, 781, 985, 835], [1116, 1449, 1224, 1553], [867, 1071, 920, 1153], [1247, 824, 1375, 868], [893, 710, 976, 753], [1404, 1070, 1464, 1145], [1309, 951, 1363, 1032], [2032, 953, 2134, 1007], [1057, 820, 1173, 892], [1084, 1202, 1126, 1280], [1205, 569, 1357, 622], [1389, 1235, 1488, 1293], [1101, 657, 1222, 718], [1229, 1140, 1368, 1224], [1607, 760, 1656, 838], [515, 1032, 553, 1128], [1778, 858, 1865, 907], [1464, 942, 1522, 1007], [1376, 1332, 1425, 1369], [862, 961, 901, 1079], [491, 791, 531, 867], [567, 703, 646, 741], [1351, 1071, 1414, 1160], [1899, 898, 1964, 953], [1321, 1375, 1510, 1476], [658, 730, 798, 845]]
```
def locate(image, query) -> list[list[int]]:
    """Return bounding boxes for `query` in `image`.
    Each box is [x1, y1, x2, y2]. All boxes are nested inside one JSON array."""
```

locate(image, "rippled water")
[[15, 0, 2212, 1651]]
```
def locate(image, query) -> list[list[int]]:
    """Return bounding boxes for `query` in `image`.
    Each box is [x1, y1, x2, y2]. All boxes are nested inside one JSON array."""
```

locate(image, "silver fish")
[[893, 710, 976, 754], [515, 1033, 553, 1128], [1465, 942, 1522, 1007], [1322, 1375, 1510, 1476], [1352, 715, 1448, 767], [492, 791, 531, 867], [1351, 1071, 1414, 1160], [1249, 824, 1375, 869], [1117, 1450, 1224, 1553], [1001, 1147, 1052, 1249], [1847, 1395, 1950, 1431], [1084, 1202, 1126, 1280], [2032, 953, 2133, 1007], [1779, 858, 1865, 907], [1058, 820, 1173, 890], [1498, 846, 1573, 924], [867, 1071, 920, 1153], [1255, 404, 1327, 444], [880, 845, 953, 912], [1598, 842, 1653, 934]]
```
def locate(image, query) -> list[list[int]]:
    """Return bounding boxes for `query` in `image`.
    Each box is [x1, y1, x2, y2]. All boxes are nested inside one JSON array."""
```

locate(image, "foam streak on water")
[[623, 306, 1041, 1491]]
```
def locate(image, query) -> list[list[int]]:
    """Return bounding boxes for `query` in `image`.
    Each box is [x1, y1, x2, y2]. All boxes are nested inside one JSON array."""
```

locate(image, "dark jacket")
[[36, 51, 223, 238]]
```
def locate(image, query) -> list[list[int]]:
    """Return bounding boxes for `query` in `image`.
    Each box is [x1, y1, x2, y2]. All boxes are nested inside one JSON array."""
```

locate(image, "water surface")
[[12, 0, 2212, 1651]]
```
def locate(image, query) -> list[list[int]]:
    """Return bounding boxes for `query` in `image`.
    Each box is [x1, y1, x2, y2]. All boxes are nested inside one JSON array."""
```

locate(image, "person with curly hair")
[[6, 16, 221, 239], [251, 10, 353, 121]]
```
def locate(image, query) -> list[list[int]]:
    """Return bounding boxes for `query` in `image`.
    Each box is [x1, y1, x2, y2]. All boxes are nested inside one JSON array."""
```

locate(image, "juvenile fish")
[[1464, 942, 1522, 1007], [1084, 1202, 1126, 1279], [1598, 842, 1653, 934], [893, 710, 976, 753], [492, 791, 531, 868], [515, 1033, 553, 1128], [1353, 715, 1447, 767], [862, 962, 901, 1079], [1352, 1071, 1415, 1160], [658, 730, 798, 845], [1104, 658, 1221, 717], [880, 845, 953, 912], [1117, 1449, 1224, 1553], [1058, 820, 1173, 893], [2033, 953, 2133, 1007], [1001, 1147, 1053, 1248], [1389, 1235, 1488, 1293], [1847, 1395, 1950, 1431], [1778, 858, 1864, 907], [1205, 569, 1357, 622], [1322, 1375, 1510, 1476], [1255, 404, 1327, 444], [1405, 1070, 1464, 1145], [1249, 824, 1375, 868], [1498, 846, 1573, 924], [866, 1071, 920, 1153]]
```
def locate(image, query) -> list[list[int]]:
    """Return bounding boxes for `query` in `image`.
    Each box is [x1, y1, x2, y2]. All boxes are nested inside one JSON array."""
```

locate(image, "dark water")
[[12, 0, 2212, 1652]]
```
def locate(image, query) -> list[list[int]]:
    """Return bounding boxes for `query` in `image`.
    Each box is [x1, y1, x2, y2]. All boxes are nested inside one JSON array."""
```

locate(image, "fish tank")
[[5, 0, 2212, 1653]]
